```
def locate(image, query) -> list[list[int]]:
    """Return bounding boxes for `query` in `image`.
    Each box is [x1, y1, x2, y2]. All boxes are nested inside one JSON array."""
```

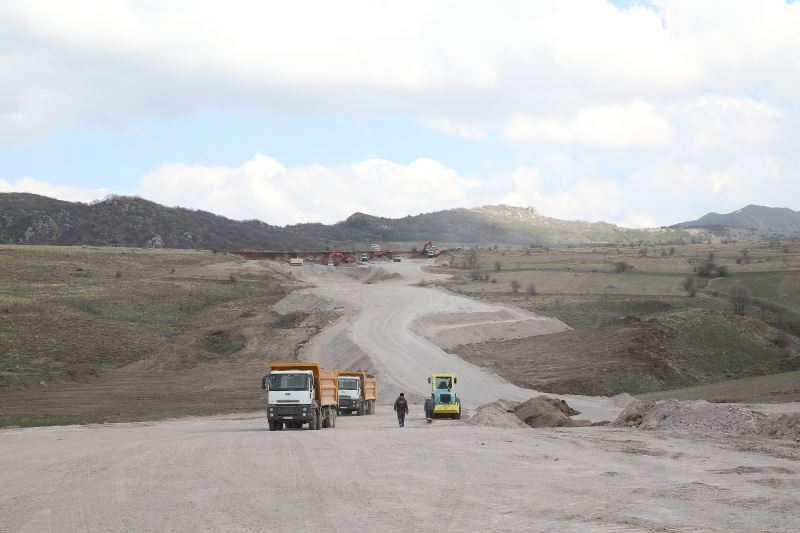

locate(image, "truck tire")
[[369, 401, 375, 414], [357, 402, 364, 416], [455, 401, 461, 420], [308, 411, 318, 430], [316, 409, 323, 430], [323, 406, 332, 428], [268, 420, 277, 431], [332, 409, 337, 427]]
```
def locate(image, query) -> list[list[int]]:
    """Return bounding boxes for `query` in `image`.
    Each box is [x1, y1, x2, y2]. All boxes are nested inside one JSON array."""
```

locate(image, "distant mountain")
[[675, 205, 800, 233], [0, 193, 705, 249]]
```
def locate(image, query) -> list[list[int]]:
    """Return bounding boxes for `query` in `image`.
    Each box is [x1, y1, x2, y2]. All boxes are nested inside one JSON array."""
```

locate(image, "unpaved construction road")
[[2, 259, 800, 532], [2, 411, 799, 532], [296, 260, 617, 421]]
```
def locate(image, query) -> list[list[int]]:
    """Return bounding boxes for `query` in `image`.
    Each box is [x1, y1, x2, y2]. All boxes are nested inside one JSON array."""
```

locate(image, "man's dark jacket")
[[394, 396, 409, 414]]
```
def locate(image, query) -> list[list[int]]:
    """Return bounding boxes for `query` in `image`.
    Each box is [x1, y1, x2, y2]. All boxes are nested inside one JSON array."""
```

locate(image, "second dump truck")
[[262, 362, 339, 431], [337, 371, 377, 415]]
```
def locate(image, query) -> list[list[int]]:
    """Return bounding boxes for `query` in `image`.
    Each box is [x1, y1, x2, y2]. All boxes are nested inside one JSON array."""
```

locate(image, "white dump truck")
[[337, 370, 377, 415], [262, 362, 338, 431]]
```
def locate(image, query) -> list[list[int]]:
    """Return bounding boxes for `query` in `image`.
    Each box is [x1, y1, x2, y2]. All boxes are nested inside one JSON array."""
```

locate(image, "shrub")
[[510, 280, 520, 293], [614, 262, 633, 273]]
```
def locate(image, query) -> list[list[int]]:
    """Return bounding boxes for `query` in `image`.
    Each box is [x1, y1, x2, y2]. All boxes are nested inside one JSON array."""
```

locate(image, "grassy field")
[[0, 245, 283, 388], [439, 242, 800, 400]]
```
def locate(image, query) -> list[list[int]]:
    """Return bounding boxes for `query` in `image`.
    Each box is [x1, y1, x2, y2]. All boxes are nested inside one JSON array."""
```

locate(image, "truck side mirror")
[[427, 377, 431, 384], [454, 377, 458, 384], [261, 376, 266, 390]]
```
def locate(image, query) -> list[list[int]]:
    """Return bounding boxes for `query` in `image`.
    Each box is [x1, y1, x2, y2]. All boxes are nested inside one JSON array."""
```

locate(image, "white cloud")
[[1, 0, 798, 148], [138, 154, 479, 225], [0, 176, 111, 203], [505, 101, 675, 149], [500, 167, 625, 222]]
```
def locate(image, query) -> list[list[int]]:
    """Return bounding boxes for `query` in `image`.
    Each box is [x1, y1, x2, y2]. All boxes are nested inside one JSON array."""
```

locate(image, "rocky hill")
[[0, 193, 705, 249], [675, 205, 800, 233]]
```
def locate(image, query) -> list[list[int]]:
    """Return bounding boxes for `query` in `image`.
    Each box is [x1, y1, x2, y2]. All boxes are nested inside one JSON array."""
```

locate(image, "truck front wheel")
[[268, 420, 277, 431]]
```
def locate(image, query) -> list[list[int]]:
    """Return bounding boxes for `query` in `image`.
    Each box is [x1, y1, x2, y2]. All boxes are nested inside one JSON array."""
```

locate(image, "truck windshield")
[[339, 379, 358, 390], [436, 377, 452, 389], [269, 373, 309, 391]]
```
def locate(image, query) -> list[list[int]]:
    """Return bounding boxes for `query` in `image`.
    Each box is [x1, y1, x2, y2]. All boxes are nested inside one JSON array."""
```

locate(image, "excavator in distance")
[[420, 241, 440, 258]]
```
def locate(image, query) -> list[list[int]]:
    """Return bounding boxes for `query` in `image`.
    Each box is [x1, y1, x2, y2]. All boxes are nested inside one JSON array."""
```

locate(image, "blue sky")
[[1, 0, 799, 227], [0, 113, 518, 190]]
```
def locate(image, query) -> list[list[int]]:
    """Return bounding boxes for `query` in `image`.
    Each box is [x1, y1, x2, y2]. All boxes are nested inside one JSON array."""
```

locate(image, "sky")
[[1, 0, 799, 228]]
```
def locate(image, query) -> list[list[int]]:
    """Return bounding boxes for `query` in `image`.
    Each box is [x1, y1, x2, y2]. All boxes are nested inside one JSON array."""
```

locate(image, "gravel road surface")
[[2, 410, 798, 533]]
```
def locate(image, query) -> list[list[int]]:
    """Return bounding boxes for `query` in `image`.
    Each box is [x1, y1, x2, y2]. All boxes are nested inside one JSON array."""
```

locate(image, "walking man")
[[424, 394, 435, 423], [394, 392, 409, 427]]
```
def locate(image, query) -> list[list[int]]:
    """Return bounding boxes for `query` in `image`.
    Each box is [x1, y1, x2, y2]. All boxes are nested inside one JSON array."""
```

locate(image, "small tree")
[[683, 274, 697, 297], [510, 280, 520, 293], [494, 260, 503, 272], [465, 246, 480, 270], [669, 246, 676, 255], [739, 249, 751, 264], [526, 284, 536, 298], [731, 286, 748, 315], [229, 273, 237, 285]]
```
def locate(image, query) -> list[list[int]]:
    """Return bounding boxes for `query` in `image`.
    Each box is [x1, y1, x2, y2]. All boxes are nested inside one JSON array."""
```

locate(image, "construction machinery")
[[337, 371, 377, 416], [420, 241, 440, 258], [428, 373, 461, 419], [262, 362, 339, 431], [328, 251, 352, 266]]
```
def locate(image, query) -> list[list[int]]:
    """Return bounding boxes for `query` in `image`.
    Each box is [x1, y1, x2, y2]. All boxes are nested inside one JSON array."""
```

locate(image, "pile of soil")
[[272, 292, 333, 314], [359, 267, 402, 284], [466, 400, 528, 429], [468, 395, 592, 429], [614, 399, 800, 440]]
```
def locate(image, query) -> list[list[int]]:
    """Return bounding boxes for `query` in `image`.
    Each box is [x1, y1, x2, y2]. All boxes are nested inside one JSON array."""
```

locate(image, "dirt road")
[[294, 259, 617, 421], [2, 410, 798, 533]]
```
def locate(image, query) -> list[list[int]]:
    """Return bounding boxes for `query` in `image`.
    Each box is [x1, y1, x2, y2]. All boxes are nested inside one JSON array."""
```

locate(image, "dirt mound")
[[610, 393, 638, 408], [272, 292, 333, 314], [769, 413, 800, 440], [469, 396, 593, 429], [513, 395, 583, 427], [360, 267, 402, 284], [612, 399, 797, 439], [466, 400, 528, 429]]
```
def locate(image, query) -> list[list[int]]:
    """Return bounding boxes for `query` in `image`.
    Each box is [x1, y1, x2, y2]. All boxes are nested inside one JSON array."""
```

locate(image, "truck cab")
[[338, 375, 364, 415], [265, 370, 315, 430], [428, 373, 461, 419]]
